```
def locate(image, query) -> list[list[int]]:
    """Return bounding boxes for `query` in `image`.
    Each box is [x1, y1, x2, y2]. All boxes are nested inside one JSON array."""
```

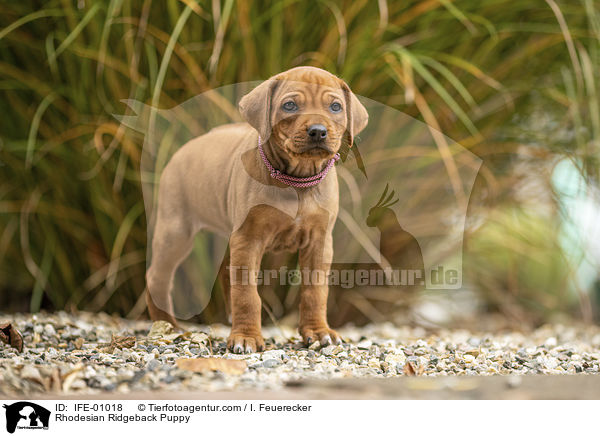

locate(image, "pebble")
[[44, 324, 56, 336], [146, 359, 161, 371], [262, 359, 281, 368], [262, 350, 285, 361], [1, 312, 599, 396], [69, 379, 87, 390], [357, 340, 372, 349], [463, 354, 475, 363], [320, 345, 336, 356]]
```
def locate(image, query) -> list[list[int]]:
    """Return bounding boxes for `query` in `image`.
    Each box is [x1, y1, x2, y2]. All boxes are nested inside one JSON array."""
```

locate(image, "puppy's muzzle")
[[307, 124, 327, 142]]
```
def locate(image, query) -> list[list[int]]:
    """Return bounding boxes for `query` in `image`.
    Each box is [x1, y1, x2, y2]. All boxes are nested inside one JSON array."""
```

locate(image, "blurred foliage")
[[0, 0, 599, 324]]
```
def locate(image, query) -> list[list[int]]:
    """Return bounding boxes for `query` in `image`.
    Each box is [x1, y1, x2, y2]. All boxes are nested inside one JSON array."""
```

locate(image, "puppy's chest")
[[266, 205, 329, 253]]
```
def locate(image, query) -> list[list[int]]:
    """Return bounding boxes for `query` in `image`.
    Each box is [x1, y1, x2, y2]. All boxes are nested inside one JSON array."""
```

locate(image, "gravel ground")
[[1, 311, 600, 397]]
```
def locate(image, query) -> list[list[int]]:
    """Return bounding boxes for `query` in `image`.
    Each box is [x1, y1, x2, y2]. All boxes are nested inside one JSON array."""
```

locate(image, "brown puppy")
[[145, 66, 368, 353]]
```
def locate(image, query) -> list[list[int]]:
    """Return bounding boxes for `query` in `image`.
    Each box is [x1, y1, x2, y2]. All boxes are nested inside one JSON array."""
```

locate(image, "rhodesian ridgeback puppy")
[[145, 66, 368, 353]]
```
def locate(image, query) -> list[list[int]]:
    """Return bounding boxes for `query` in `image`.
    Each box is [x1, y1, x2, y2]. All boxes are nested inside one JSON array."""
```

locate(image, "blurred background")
[[1, 0, 599, 329]]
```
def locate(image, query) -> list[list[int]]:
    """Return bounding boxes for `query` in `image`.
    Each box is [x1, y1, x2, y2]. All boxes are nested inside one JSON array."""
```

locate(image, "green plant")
[[0, 0, 598, 324]]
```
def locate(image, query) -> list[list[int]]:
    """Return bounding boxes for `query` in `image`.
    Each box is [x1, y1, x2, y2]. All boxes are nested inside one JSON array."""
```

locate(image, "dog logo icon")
[[2, 402, 50, 433]]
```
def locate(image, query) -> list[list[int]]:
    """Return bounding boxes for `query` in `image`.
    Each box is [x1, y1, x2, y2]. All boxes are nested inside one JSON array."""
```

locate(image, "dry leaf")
[[176, 358, 247, 375], [189, 332, 208, 344], [51, 367, 62, 392], [0, 322, 23, 352], [62, 364, 83, 393], [20, 365, 43, 384], [147, 321, 190, 344], [148, 320, 175, 338], [403, 360, 423, 376], [99, 334, 136, 353], [162, 333, 183, 342]]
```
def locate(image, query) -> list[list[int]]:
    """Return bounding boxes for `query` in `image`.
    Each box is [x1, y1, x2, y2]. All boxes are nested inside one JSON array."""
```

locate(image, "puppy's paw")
[[300, 326, 342, 347], [227, 331, 265, 354]]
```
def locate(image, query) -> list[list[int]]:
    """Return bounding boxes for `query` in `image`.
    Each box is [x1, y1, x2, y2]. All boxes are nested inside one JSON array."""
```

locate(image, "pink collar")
[[257, 136, 340, 188]]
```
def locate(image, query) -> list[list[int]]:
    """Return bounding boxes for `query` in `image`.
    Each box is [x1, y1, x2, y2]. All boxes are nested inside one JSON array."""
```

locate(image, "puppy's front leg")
[[298, 231, 341, 346], [226, 232, 265, 353]]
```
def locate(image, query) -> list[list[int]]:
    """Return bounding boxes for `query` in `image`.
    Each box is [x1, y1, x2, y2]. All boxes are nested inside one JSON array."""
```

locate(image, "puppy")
[[145, 66, 368, 353]]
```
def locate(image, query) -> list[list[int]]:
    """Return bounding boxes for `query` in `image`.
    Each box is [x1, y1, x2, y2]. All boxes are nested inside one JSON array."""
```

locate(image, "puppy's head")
[[239, 66, 368, 161]]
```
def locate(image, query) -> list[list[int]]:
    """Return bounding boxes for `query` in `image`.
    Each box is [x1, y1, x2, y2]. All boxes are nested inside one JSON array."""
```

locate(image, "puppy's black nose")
[[307, 124, 327, 141]]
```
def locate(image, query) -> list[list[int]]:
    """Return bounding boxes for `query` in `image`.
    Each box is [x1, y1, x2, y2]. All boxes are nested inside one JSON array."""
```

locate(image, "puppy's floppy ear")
[[239, 79, 279, 141], [340, 80, 368, 148]]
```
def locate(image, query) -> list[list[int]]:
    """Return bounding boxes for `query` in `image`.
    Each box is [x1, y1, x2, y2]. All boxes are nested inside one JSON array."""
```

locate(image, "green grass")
[[0, 0, 598, 323]]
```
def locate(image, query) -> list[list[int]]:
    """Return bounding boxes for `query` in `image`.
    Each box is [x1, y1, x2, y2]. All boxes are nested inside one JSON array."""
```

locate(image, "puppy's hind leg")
[[216, 245, 232, 323], [146, 216, 194, 328]]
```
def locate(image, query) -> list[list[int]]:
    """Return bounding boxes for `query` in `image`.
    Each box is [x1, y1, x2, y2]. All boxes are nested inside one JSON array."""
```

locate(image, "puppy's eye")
[[282, 101, 298, 112], [329, 102, 343, 113]]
